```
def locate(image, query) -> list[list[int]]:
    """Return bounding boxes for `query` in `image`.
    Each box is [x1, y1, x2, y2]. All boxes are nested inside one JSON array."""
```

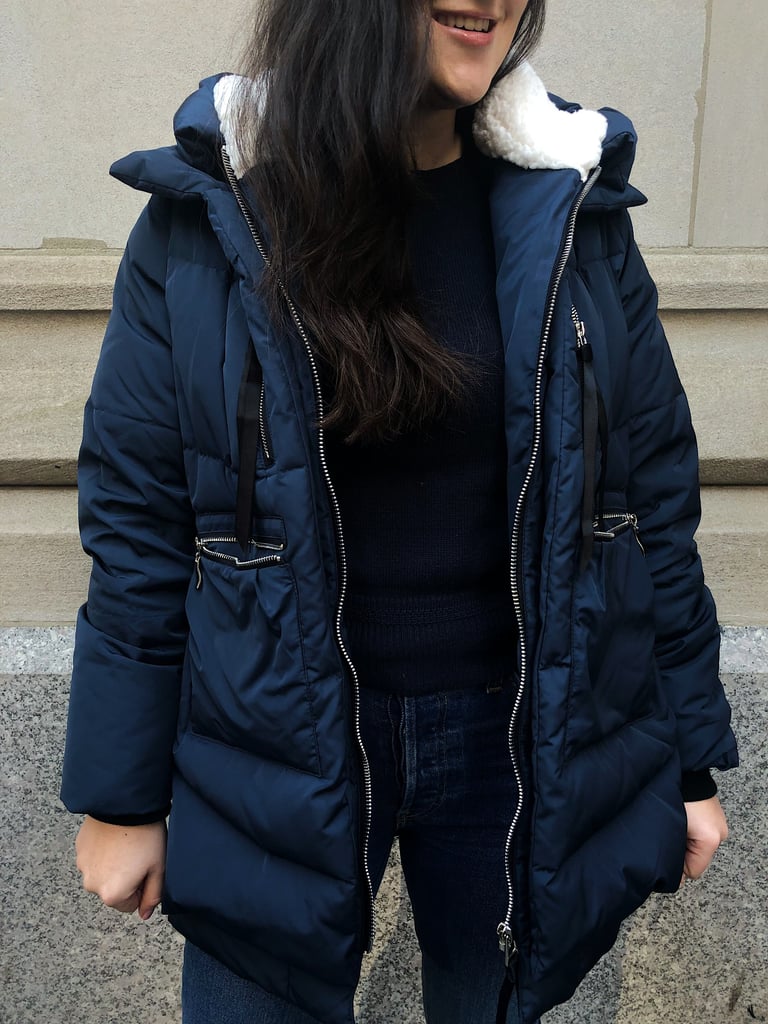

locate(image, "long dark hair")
[[234, 1, 546, 443]]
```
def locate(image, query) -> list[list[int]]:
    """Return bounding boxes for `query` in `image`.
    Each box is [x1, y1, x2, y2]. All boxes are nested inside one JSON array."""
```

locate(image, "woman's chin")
[[421, 76, 492, 112]]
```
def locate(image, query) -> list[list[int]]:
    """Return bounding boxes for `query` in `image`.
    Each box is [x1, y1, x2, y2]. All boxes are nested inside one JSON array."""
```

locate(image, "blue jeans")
[[182, 680, 526, 1023]]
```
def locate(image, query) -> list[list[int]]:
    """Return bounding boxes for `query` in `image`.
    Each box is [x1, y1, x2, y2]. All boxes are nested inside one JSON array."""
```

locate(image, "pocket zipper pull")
[[194, 539, 203, 590], [627, 513, 645, 554]]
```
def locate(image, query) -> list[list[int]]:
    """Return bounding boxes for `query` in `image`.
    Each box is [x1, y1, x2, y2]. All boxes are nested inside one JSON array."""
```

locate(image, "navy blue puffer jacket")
[[61, 63, 738, 1024]]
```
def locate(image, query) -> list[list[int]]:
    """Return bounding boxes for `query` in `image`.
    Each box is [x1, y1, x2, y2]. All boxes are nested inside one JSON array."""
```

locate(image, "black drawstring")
[[495, 939, 519, 1023], [496, 972, 515, 1024], [578, 341, 598, 571], [596, 386, 609, 532], [577, 340, 610, 571], [235, 343, 263, 552]]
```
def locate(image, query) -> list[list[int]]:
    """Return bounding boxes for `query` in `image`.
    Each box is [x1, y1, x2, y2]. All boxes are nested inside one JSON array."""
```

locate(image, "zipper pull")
[[628, 513, 646, 554], [575, 319, 587, 350], [194, 538, 203, 590], [497, 923, 518, 968], [571, 306, 590, 354]]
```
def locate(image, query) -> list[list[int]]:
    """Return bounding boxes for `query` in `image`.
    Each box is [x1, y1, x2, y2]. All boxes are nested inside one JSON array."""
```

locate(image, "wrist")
[[681, 769, 717, 802]]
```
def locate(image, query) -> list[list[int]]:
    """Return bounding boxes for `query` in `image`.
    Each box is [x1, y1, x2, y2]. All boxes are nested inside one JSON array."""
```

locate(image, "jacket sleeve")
[[617, 211, 738, 776], [60, 195, 195, 822]]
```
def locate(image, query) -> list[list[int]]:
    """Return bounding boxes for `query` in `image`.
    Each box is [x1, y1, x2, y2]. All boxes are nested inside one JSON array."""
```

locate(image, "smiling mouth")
[[433, 12, 495, 33]]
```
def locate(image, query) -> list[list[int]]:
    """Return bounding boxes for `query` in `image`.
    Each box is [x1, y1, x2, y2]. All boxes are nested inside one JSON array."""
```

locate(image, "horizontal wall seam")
[[1, 249, 768, 311], [4, 458, 766, 489]]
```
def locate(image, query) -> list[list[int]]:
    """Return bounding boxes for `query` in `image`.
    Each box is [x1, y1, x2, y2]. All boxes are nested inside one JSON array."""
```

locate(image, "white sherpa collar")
[[214, 74, 264, 179], [473, 62, 607, 181], [214, 62, 608, 183]]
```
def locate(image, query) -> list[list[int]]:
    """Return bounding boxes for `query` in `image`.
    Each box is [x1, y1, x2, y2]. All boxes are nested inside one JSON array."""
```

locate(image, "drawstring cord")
[[235, 343, 263, 551], [577, 339, 609, 572]]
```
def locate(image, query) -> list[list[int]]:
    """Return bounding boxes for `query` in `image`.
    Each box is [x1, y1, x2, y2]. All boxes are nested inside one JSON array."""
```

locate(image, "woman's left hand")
[[681, 795, 729, 884]]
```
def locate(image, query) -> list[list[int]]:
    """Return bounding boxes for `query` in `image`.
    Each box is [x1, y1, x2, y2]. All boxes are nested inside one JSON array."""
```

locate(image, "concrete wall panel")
[[661, 309, 768, 485], [0, 489, 87, 626], [1, 0, 249, 249], [694, 0, 768, 247], [0, 310, 107, 485], [511, 0, 710, 247], [697, 488, 768, 627]]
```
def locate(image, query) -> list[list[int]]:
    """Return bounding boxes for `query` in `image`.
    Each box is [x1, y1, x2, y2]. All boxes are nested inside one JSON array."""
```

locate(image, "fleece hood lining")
[[213, 62, 608, 183]]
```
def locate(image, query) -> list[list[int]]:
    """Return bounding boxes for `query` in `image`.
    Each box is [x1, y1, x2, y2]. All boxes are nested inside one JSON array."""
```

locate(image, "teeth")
[[435, 13, 492, 32]]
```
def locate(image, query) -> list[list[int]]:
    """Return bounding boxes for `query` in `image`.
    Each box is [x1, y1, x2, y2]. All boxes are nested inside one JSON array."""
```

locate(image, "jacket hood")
[[110, 63, 646, 210]]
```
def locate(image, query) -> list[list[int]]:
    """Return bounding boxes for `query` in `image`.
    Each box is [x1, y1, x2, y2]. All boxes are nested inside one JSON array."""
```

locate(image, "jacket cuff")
[[681, 770, 718, 802], [86, 808, 170, 827]]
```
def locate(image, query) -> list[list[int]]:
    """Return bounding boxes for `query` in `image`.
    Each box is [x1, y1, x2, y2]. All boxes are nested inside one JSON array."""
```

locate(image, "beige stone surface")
[[2, 0, 249, 249], [647, 250, 768, 310], [0, 310, 106, 485], [0, 488, 87, 626], [535, 0, 708, 247], [1, 487, 765, 628], [660, 309, 768, 485], [698, 488, 768, 627], [694, 0, 768, 247], [0, 247, 120, 311]]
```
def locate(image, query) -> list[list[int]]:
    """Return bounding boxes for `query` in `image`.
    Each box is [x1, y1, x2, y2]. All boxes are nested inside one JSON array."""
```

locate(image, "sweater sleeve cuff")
[[681, 770, 718, 802], [87, 808, 170, 826]]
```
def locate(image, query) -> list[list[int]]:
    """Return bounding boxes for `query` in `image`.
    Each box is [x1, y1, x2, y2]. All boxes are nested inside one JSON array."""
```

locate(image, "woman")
[[62, 1, 737, 1022]]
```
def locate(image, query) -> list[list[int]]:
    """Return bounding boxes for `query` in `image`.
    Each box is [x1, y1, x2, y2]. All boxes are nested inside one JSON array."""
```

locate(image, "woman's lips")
[[432, 13, 497, 46]]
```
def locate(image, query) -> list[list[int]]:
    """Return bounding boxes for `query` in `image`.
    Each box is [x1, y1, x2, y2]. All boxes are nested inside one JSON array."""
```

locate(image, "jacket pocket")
[[566, 513, 657, 762], [194, 533, 284, 590], [185, 532, 321, 776]]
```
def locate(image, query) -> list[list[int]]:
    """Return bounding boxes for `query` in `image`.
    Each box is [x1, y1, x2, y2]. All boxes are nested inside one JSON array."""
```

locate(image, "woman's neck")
[[411, 107, 462, 170]]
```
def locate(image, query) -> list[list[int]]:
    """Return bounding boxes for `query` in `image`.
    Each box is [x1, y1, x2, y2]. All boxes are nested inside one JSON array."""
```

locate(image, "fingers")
[[683, 846, 712, 881], [74, 817, 168, 919], [111, 892, 143, 914], [80, 873, 142, 913], [138, 866, 165, 921], [683, 830, 720, 880], [681, 796, 729, 882]]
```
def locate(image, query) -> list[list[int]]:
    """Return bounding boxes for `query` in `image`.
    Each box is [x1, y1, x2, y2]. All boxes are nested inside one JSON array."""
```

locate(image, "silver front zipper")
[[220, 146, 376, 951], [498, 165, 603, 964]]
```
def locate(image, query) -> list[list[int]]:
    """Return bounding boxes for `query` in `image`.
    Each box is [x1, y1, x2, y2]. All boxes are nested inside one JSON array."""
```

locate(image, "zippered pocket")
[[238, 344, 275, 468], [195, 534, 284, 590], [236, 344, 274, 550], [186, 528, 321, 775], [593, 512, 645, 554], [257, 378, 273, 465], [572, 305, 609, 571]]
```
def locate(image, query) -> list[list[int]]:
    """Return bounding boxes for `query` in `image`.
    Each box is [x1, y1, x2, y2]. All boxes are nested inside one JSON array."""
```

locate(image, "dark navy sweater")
[[326, 142, 517, 694]]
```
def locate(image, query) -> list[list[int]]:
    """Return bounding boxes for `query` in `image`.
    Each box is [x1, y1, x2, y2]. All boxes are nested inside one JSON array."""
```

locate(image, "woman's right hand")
[[75, 816, 167, 920]]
